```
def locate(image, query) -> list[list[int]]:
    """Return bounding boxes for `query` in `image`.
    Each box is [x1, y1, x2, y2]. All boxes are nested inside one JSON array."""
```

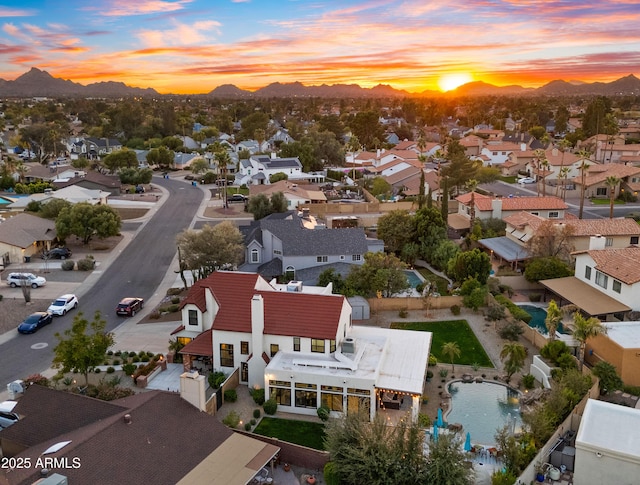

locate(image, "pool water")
[[404, 270, 424, 288], [446, 381, 522, 445], [520, 304, 565, 335]]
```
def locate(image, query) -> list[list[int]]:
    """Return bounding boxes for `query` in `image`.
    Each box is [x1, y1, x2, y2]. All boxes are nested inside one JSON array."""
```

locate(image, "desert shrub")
[[498, 284, 514, 297], [129, 351, 136, 357], [77, 256, 96, 271], [148, 311, 161, 320], [251, 388, 266, 405], [263, 399, 278, 415], [224, 389, 238, 402], [486, 304, 506, 322], [138, 350, 146, 357], [171, 296, 181, 304], [107, 350, 114, 356], [528, 293, 542, 302], [428, 355, 438, 366], [94, 367, 101, 374], [106, 367, 115, 374], [555, 353, 578, 371], [450, 304, 461, 316], [398, 308, 408, 318], [122, 363, 137, 376], [167, 304, 180, 313], [132, 356, 140, 363], [499, 322, 524, 341], [250, 418, 256, 425], [522, 374, 536, 389], [418, 413, 431, 427], [439, 369, 448, 379], [166, 287, 183, 296], [113, 359, 120, 365], [426, 370, 434, 380], [244, 422, 252, 431], [61, 260, 75, 271], [317, 405, 331, 421], [222, 411, 240, 428], [540, 340, 571, 364], [253, 408, 261, 419], [141, 355, 150, 362], [495, 295, 532, 323], [84, 384, 135, 401]]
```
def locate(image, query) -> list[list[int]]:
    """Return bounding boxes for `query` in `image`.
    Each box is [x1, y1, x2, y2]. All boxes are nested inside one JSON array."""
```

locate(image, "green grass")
[[253, 417, 326, 450], [391, 320, 494, 368], [499, 175, 517, 184], [590, 198, 624, 205], [417, 268, 450, 295]]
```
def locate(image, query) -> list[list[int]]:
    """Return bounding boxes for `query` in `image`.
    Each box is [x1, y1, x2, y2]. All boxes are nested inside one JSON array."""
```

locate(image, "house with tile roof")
[[175, 271, 431, 423], [0, 385, 279, 485], [239, 211, 383, 283], [0, 212, 56, 265], [51, 170, 122, 196], [572, 162, 640, 200], [249, 180, 327, 209], [236, 154, 324, 186], [479, 141, 526, 166]]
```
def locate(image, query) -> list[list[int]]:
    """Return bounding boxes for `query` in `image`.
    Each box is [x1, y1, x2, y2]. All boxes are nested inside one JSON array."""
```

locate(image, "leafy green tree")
[[441, 341, 461, 372], [101, 148, 138, 173], [545, 300, 563, 342], [463, 286, 487, 312], [269, 191, 288, 213], [430, 240, 461, 272], [269, 172, 288, 183], [247, 194, 272, 220], [317, 268, 347, 294], [348, 111, 385, 150], [278, 141, 318, 171], [146, 146, 174, 169], [239, 112, 270, 141], [346, 252, 409, 297], [582, 96, 612, 138], [377, 210, 415, 254], [39, 198, 72, 219], [440, 140, 478, 194], [190, 158, 209, 175], [176, 221, 244, 281], [119, 167, 153, 185], [370, 176, 392, 198], [447, 249, 491, 285], [52, 311, 114, 386], [591, 361, 623, 394], [55, 203, 121, 245], [500, 343, 527, 382], [572, 312, 607, 370], [425, 432, 473, 485], [413, 207, 447, 263], [524, 257, 572, 282], [324, 411, 429, 485]]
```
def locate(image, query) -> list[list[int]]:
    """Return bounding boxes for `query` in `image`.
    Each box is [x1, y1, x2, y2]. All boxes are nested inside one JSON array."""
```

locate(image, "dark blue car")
[[18, 312, 53, 334]]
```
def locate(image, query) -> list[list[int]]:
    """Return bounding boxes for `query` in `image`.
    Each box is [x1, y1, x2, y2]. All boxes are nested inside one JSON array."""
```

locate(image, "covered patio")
[[178, 328, 214, 373], [478, 236, 531, 270], [539, 276, 631, 319]]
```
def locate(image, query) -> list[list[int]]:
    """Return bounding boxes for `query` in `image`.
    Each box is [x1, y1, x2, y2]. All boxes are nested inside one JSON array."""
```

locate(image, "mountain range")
[[1, 67, 639, 98]]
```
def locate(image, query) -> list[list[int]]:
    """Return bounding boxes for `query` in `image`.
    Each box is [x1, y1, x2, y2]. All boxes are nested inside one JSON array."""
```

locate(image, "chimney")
[[552, 148, 558, 156], [270, 152, 276, 159], [589, 235, 606, 251], [520, 143, 526, 152], [491, 199, 503, 219], [249, 295, 265, 387]]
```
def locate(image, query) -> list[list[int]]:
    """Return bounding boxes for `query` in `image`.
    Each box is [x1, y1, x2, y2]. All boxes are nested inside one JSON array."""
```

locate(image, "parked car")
[[0, 401, 19, 429], [17, 312, 53, 334], [517, 177, 536, 184], [41, 247, 72, 260], [47, 294, 79, 316], [116, 297, 144, 317], [6, 273, 47, 288], [228, 193, 247, 202]]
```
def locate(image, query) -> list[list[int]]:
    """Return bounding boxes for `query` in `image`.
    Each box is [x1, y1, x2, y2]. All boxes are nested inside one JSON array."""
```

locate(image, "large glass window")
[[613, 280, 622, 293], [293, 337, 300, 352], [269, 382, 291, 406], [585, 266, 592, 280], [295, 383, 318, 408], [605, 237, 613, 247], [188, 309, 198, 326], [596, 187, 607, 196], [595, 271, 608, 289], [311, 339, 325, 353], [347, 395, 371, 416], [240, 341, 249, 355], [220, 344, 234, 367], [321, 391, 343, 412]]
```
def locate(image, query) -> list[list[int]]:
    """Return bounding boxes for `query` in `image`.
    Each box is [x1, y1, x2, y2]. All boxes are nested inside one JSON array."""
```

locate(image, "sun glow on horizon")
[[438, 73, 474, 92]]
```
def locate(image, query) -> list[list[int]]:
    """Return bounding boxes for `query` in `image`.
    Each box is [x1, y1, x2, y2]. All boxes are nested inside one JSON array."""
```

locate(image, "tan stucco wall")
[[586, 335, 640, 387]]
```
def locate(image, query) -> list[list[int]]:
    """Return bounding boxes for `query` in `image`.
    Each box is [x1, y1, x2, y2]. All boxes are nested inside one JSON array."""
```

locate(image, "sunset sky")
[[0, 0, 639, 94]]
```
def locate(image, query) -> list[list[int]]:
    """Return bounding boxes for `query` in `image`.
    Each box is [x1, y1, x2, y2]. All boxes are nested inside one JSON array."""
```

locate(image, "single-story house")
[[0, 212, 56, 265]]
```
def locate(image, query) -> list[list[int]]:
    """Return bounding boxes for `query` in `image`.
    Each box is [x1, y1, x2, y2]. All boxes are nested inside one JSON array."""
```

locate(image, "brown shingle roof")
[[456, 193, 568, 211], [0, 213, 56, 248]]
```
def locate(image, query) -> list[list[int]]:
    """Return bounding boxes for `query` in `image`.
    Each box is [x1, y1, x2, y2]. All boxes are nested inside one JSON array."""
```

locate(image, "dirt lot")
[[0, 297, 50, 335]]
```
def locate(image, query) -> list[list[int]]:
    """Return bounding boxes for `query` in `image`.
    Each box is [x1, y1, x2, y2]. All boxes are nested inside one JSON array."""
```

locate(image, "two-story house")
[[174, 271, 431, 422], [235, 154, 318, 186]]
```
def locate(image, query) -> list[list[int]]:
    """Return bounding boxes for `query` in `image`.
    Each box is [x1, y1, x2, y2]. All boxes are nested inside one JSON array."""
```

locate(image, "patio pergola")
[[478, 237, 531, 270]]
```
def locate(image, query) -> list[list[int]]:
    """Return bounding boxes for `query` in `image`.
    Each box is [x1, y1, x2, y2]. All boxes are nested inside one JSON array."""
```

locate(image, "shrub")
[[94, 367, 101, 374], [107, 350, 114, 356], [106, 367, 115, 374], [522, 374, 536, 389], [122, 363, 137, 376], [77, 257, 96, 271], [439, 369, 449, 378], [141, 356, 150, 362], [398, 309, 408, 318], [486, 304, 506, 322], [209, 371, 226, 389], [113, 359, 120, 366], [463, 287, 487, 311], [129, 351, 136, 357], [166, 287, 183, 296], [244, 422, 252, 431], [171, 296, 181, 304], [253, 409, 261, 419], [251, 388, 266, 405], [62, 376, 74, 386], [263, 399, 278, 415], [499, 322, 524, 341], [317, 405, 331, 421], [495, 295, 532, 323], [224, 389, 238, 402], [450, 304, 461, 315], [540, 340, 571, 364], [148, 311, 161, 320], [428, 355, 438, 366], [250, 418, 257, 425], [555, 353, 578, 371], [222, 411, 240, 428], [132, 356, 140, 363], [324, 462, 340, 485], [167, 304, 180, 313], [61, 260, 75, 271], [418, 413, 431, 427], [529, 293, 542, 302], [426, 370, 434, 380], [459, 277, 481, 296]]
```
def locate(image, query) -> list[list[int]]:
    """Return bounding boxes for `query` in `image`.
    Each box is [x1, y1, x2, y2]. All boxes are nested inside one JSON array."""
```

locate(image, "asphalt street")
[[0, 176, 204, 390]]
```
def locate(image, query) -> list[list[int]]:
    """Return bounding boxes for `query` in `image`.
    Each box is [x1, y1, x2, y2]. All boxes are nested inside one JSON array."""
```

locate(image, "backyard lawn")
[[253, 417, 326, 450], [391, 320, 493, 368], [417, 268, 450, 295]]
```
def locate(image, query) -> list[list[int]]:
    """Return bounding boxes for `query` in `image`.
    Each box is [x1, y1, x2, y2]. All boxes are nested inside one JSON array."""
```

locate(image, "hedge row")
[[494, 294, 532, 323]]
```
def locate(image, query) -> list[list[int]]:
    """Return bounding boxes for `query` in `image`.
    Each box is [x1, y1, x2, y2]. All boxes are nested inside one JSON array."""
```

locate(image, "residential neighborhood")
[[2, 86, 640, 485]]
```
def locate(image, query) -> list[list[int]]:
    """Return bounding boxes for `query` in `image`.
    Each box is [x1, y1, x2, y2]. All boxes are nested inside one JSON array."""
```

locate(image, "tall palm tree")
[[441, 341, 461, 373], [576, 149, 592, 219], [215, 150, 231, 207], [500, 343, 527, 382], [465, 178, 478, 228], [604, 175, 621, 219], [545, 300, 563, 342], [556, 139, 573, 198], [572, 312, 607, 370], [540, 158, 550, 197], [558, 166, 570, 201]]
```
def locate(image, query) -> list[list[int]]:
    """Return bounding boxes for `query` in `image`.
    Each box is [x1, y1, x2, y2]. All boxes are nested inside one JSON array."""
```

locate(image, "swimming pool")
[[404, 269, 424, 288], [446, 381, 522, 445], [520, 304, 565, 335]]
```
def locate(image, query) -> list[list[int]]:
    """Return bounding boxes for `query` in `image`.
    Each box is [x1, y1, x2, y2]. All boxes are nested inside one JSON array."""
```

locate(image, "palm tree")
[[465, 178, 479, 227], [604, 175, 621, 219], [215, 150, 231, 207], [539, 157, 550, 197], [576, 149, 592, 219], [545, 300, 563, 342], [500, 343, 527, 382], [556, 139, 572, 198], [441, 341, 461, 373], [572, 312, 607, 370], [558, 166, 570, 201]]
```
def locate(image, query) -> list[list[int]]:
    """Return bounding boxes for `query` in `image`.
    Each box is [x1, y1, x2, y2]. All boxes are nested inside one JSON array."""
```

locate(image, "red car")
[[116, 297, 144, 316]]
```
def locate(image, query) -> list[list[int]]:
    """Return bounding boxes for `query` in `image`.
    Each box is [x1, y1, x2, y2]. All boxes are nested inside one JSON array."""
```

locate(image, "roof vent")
[[342, 337, 356, 354], [287, 281, 303, 292], [123, 414, 132, 424]]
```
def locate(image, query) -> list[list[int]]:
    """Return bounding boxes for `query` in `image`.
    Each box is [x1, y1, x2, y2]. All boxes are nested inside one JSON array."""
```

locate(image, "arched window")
[[250, 248, 259, 263], [285, 266, 295, 281]]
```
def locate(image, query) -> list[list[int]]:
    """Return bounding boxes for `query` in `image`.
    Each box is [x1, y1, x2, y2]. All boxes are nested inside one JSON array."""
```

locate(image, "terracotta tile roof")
[[483, 141, 522, 152], [504, 212, 639, 237], [394, 140, 417, 150], [503, 211, 546, 230], [541, 148, 579, 167], [575, 163, 640, 186], [456, 193, 567, 211], [179, 329, 213, 356], [385, 166, 421, 185], [587, 248, 640, 284], [179, 278, 212, 312]]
